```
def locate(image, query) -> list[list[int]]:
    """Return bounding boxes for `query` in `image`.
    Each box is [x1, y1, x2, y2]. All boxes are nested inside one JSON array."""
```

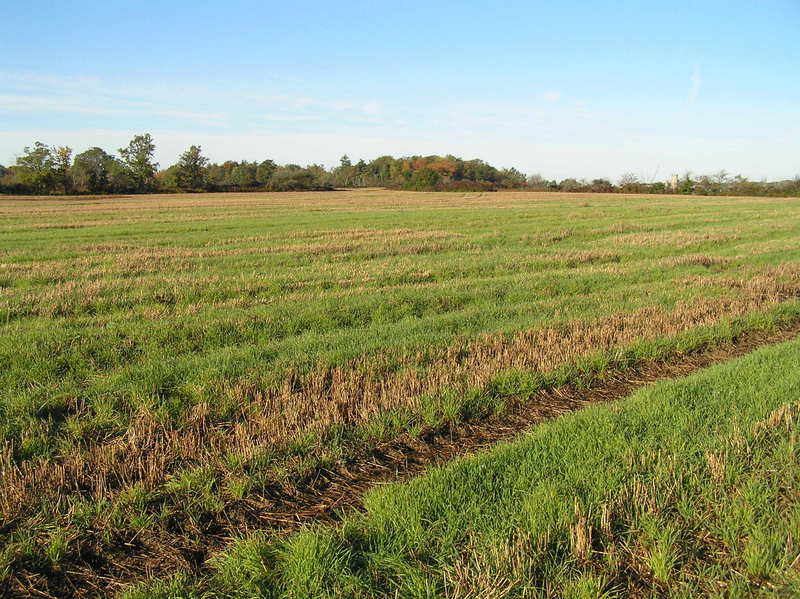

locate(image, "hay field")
[[2, 189, 800, 596]]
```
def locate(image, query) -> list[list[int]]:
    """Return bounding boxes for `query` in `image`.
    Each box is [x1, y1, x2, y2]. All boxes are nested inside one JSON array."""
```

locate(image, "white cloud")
[[362, 100, 380, 116], [542, 90, 561, 103], [293, 97, 314, 108], [0, 71, 230, 125], [0, 92, 228, 125], [0, 70, 399, 131], [260, 113, 323, 122]]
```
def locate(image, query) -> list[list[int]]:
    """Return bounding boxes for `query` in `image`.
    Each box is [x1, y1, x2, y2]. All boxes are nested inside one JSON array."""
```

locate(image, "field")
[[136, 331, 800, 598], [2, 189, 800, 597]]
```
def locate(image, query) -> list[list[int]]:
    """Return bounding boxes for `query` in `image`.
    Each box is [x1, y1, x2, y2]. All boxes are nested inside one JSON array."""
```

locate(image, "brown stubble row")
[[1, 189, 790, 223], [0, 191, 536, 222], [2, 265, 800, 529]]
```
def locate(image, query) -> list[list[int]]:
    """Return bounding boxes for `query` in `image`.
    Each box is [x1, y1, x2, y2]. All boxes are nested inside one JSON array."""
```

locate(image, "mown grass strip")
[[129, 332, 800, 598]]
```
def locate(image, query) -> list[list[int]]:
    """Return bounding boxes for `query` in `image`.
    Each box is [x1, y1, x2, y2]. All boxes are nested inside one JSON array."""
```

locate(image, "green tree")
[[229, 163, 257, 188], [175, 145, 209, 189], [72, 147, 116, 193], [499, 167, 526, 188], [306, 164, 330, 187], [559, 178, 583, 192], [156, 165, 181, 189], [0, 164, 9, 192], [255, 159, 277, 185], [268, 165, 316, 191], [677, 173, 695, 194], [15, 142, 54, 193], [107, 158, 134, 192], [590, 178, 614, 192], [119, 133, 158, 192], [403, 167, 440, 190], [461, 159, 498, 182], [52, 146, 73, 194]]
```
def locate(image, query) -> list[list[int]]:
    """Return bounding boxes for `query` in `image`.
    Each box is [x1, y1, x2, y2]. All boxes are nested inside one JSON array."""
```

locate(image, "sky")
[[1, 0, 798, 181]]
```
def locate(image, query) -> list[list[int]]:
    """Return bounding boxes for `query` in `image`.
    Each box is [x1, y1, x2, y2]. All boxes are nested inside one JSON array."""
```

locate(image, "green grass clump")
[[164, 334, 800, 598]]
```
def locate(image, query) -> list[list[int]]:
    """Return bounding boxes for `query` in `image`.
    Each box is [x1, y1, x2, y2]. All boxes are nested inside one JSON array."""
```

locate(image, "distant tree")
[[175, 145, 209, 189], [332, 155, 358, 187], [368, 155, 394, 184], [526, 173, 548, 190], [589, 178, 614, 193], [156, 164, 181, 189], [727, 174, 755, 196], [711, 170, 729, 186], [268, 165, 317, 190], [677, 172, 695, 194], [119, 133, 158, 192], [499, 167, 526, 188], [693, 174, 714, 195], [255, 159, 277, 185], [230, 163, 257, 188], [462, 159, 498, 182], [0, 164, 9, 192], [15, 142, 54, 193], [618, 173, 640, 192], [107, 158, 134, 192], [559, 178, 583, 192], [306, 164, 331, 187], [213, 160, 239, 188], [204, 163, 225, 188], [52, 146, 73, 194], [72, 147, 117, 193], [404, 167, 441, 190], [352, 158, 369, 185]]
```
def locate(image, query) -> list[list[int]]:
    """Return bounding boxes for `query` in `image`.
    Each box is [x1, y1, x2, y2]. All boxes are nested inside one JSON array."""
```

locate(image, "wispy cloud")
[[0, 70, 404, 132], [261, 113, 323, 122], [543, 90, 561, 103], [0, 71, 230, 125], [362, 100, 380, 116], [688, 64, 702, 104]]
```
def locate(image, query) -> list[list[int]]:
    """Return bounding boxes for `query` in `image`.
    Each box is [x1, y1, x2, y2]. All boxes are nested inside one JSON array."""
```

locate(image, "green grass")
[[1, 191, 799, 458], [2, 190, 800, 595], [140, 333, 800, 598]]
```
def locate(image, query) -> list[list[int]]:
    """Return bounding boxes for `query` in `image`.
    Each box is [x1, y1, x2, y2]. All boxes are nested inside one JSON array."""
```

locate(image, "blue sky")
[[1, 1, 798, 181]]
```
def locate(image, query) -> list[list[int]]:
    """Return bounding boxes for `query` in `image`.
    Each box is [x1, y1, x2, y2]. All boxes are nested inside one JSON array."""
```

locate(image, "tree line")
[[1, 133, 798, 197]]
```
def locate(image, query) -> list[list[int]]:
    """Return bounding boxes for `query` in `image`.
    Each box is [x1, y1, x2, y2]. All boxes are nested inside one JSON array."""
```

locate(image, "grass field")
[[132, 332, 800, 598], [2, 189, 800, 596]]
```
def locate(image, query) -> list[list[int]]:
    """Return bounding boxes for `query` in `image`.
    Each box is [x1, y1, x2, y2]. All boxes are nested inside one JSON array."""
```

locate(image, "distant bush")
[[265, 166, 332, 191]]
